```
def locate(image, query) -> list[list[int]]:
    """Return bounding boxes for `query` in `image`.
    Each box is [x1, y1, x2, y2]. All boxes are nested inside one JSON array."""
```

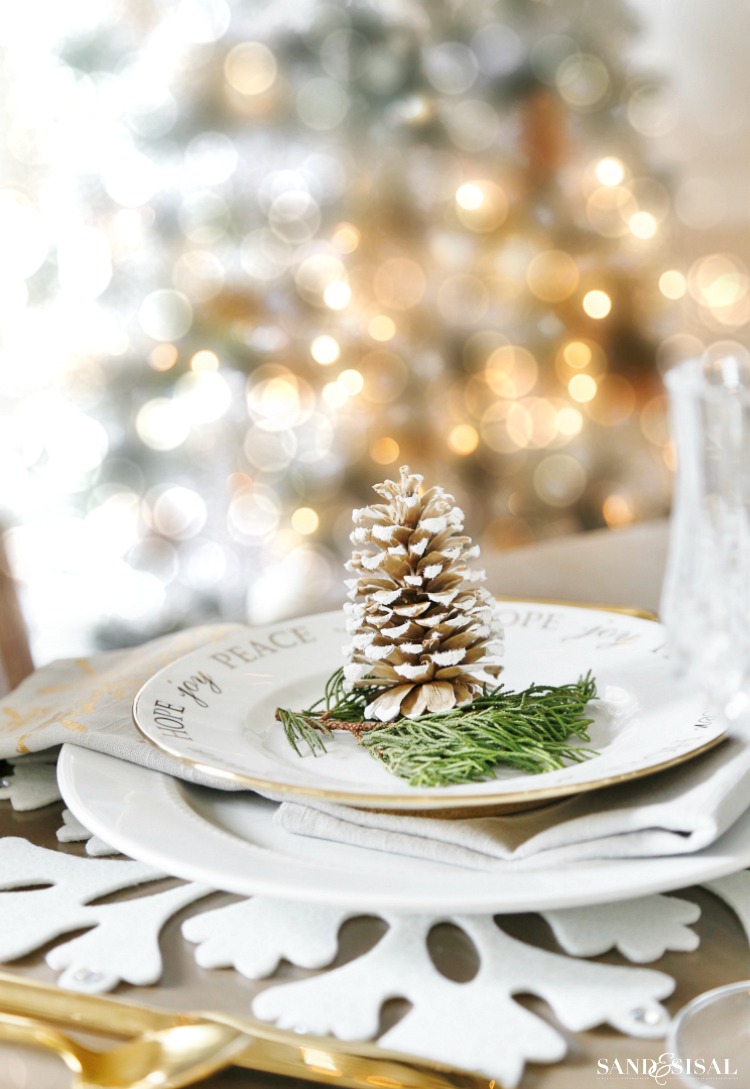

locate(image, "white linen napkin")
[[274, 737, 749, 868], [0, 624, 248, 789]]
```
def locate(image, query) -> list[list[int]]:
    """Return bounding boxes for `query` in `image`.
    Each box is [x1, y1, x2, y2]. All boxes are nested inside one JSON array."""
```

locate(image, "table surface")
[[3, 520, 749, 1089]]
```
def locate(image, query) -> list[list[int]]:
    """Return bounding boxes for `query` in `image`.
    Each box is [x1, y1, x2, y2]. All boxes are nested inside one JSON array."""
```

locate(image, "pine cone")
[[343, 466, 504, 722]]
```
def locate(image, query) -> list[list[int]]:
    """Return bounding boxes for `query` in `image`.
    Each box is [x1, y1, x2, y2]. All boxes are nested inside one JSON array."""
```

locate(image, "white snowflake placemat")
[[2, 758, 750, 1087]]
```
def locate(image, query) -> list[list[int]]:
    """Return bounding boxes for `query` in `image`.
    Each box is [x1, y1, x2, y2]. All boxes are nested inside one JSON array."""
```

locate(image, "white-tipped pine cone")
[[342, 466, 504, 722]]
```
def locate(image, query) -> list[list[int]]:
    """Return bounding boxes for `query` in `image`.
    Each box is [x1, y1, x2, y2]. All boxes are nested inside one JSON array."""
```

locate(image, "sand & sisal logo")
[[597, 1053, 738, 1085]]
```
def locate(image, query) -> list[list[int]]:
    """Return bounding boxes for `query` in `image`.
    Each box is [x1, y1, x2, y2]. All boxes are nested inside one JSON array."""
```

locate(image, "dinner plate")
[[132, 604, 723, 814], [58, 744, 750, 914]]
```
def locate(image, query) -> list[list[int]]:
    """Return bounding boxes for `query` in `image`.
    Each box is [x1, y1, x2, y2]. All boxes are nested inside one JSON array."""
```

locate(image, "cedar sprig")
[[276, 670, 597, 787]]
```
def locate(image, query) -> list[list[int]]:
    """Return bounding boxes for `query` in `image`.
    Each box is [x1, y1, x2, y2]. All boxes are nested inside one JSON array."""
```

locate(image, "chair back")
[[0, 531, 33, 694]]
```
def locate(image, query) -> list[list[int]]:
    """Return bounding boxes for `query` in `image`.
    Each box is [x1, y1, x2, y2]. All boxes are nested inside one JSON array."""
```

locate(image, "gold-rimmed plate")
[[132, 602, 724, 815]]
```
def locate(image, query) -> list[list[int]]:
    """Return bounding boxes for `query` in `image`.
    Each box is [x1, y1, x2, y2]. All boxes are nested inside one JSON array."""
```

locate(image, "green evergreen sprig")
[[276, 670, 598, 787]]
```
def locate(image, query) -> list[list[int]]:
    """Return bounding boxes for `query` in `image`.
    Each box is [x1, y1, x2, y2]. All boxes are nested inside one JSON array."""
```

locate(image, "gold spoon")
[[0, 1009, 246, 1089], [0, 970, 486, 1089]]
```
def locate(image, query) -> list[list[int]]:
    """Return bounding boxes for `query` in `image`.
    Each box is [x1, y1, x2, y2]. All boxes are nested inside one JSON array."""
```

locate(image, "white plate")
[[132, 604, 723, 814], [58, 744, 750, 914]]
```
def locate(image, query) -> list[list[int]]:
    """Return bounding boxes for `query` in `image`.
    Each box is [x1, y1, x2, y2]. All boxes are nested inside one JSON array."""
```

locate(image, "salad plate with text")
[[132, 602, 725, 815]]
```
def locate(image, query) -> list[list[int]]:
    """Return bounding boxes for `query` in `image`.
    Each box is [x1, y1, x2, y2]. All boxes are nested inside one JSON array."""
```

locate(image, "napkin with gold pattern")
[[0, 624, 247, 788]]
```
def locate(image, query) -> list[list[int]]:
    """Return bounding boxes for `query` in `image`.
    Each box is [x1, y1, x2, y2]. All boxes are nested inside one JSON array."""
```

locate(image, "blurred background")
[[1, 0, 748, 662]]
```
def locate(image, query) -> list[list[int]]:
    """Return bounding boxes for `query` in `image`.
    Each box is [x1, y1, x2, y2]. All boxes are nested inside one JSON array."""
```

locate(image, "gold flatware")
[[0, 970, 486, 1089], [0, 1009, 246, 1089]]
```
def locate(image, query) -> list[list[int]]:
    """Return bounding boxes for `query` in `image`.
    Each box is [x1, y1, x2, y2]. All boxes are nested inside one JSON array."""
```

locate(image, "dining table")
[[2, 517, 749, 1089]]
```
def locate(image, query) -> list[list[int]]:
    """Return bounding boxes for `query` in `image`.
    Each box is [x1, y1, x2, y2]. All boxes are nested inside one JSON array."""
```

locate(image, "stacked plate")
[[58, 602, 748, 914]]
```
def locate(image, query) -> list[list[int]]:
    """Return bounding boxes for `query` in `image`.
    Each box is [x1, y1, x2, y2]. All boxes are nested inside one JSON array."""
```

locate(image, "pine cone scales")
[[343, 466, 504, 722]]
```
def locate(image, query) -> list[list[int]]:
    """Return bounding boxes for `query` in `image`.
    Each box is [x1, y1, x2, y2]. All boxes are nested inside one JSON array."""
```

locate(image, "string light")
[[595, 157, 625, 186], [629, 211, 657, 239], [485, 345, 537, 398], [224, 42, 278, 95], [331, 223, 360, 252], [368, 315, 396, 342], [659, 270, 687, 300], [556, 406, 583, 436], [310, 335, 341, 364], [190, 349, 220, 372], [291, 507, 319, 534], [556, 54, 610, 109], [321, 381, 348, 408], [454, 180, 508, 231], [448, 424, 479, 455], [526, 250, 579, 302], [533, 454, 587, 507], [139, 290, 193, 341], [370, 437, 400, 464], [568, 374, 598, 403], [338, 369, 364, 394], [582, 289, 612, 319], [136, 399, 191, 451], [602, 493, 634, 527], [323, 280, 351, 310], [561, 340, 592, 369], [149, 344, 178, 372], [455, 183, 484, 210]]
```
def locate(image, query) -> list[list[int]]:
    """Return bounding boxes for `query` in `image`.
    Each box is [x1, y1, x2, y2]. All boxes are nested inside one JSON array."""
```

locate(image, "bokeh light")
[[339, 369, 365, 395], [246, 369, 315, 431], [331, 223, 360, 252], [582, 289, 612, 319], [139, 290, 194, 341], [533, 454, 587, 506], [568, 374, 598, 403], [224, 42, 278, 95], [485, 344, 538, 398], [368, 315, 396, 342], [371, 436, 400, 464], [175, 369, 233, 424], [659, 270, 687, 300], [323, 279, 351, 309], [556, 54, 610, 109], [629, 211, 657, 239], [136, 399, 191, 451], [291, 506, 320, 535], [595, 157, 625, 186], [602, 493, 634, 527], [455, 180, 508, 231], [526, 250, 580, 302], [687, 253, 750, 327], [150, 486, 207, 540], [448, 424, 479, 455], [228, 484, 282, 541], [310, 334, 341, 365]]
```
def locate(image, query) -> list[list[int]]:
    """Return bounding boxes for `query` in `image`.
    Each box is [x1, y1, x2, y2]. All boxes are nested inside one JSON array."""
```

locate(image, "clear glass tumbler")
[[666, 981, 750, 1089], [660, 355, 750, 730], [661, 357, 750, 1087]]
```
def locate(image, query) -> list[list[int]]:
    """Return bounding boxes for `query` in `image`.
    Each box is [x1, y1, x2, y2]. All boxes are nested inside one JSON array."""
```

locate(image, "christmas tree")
[[0, 0, 677, 651]]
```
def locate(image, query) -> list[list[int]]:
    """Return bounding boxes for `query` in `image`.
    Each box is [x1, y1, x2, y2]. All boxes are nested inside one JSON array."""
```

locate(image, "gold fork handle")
[[0, 970, 174, 1037]]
